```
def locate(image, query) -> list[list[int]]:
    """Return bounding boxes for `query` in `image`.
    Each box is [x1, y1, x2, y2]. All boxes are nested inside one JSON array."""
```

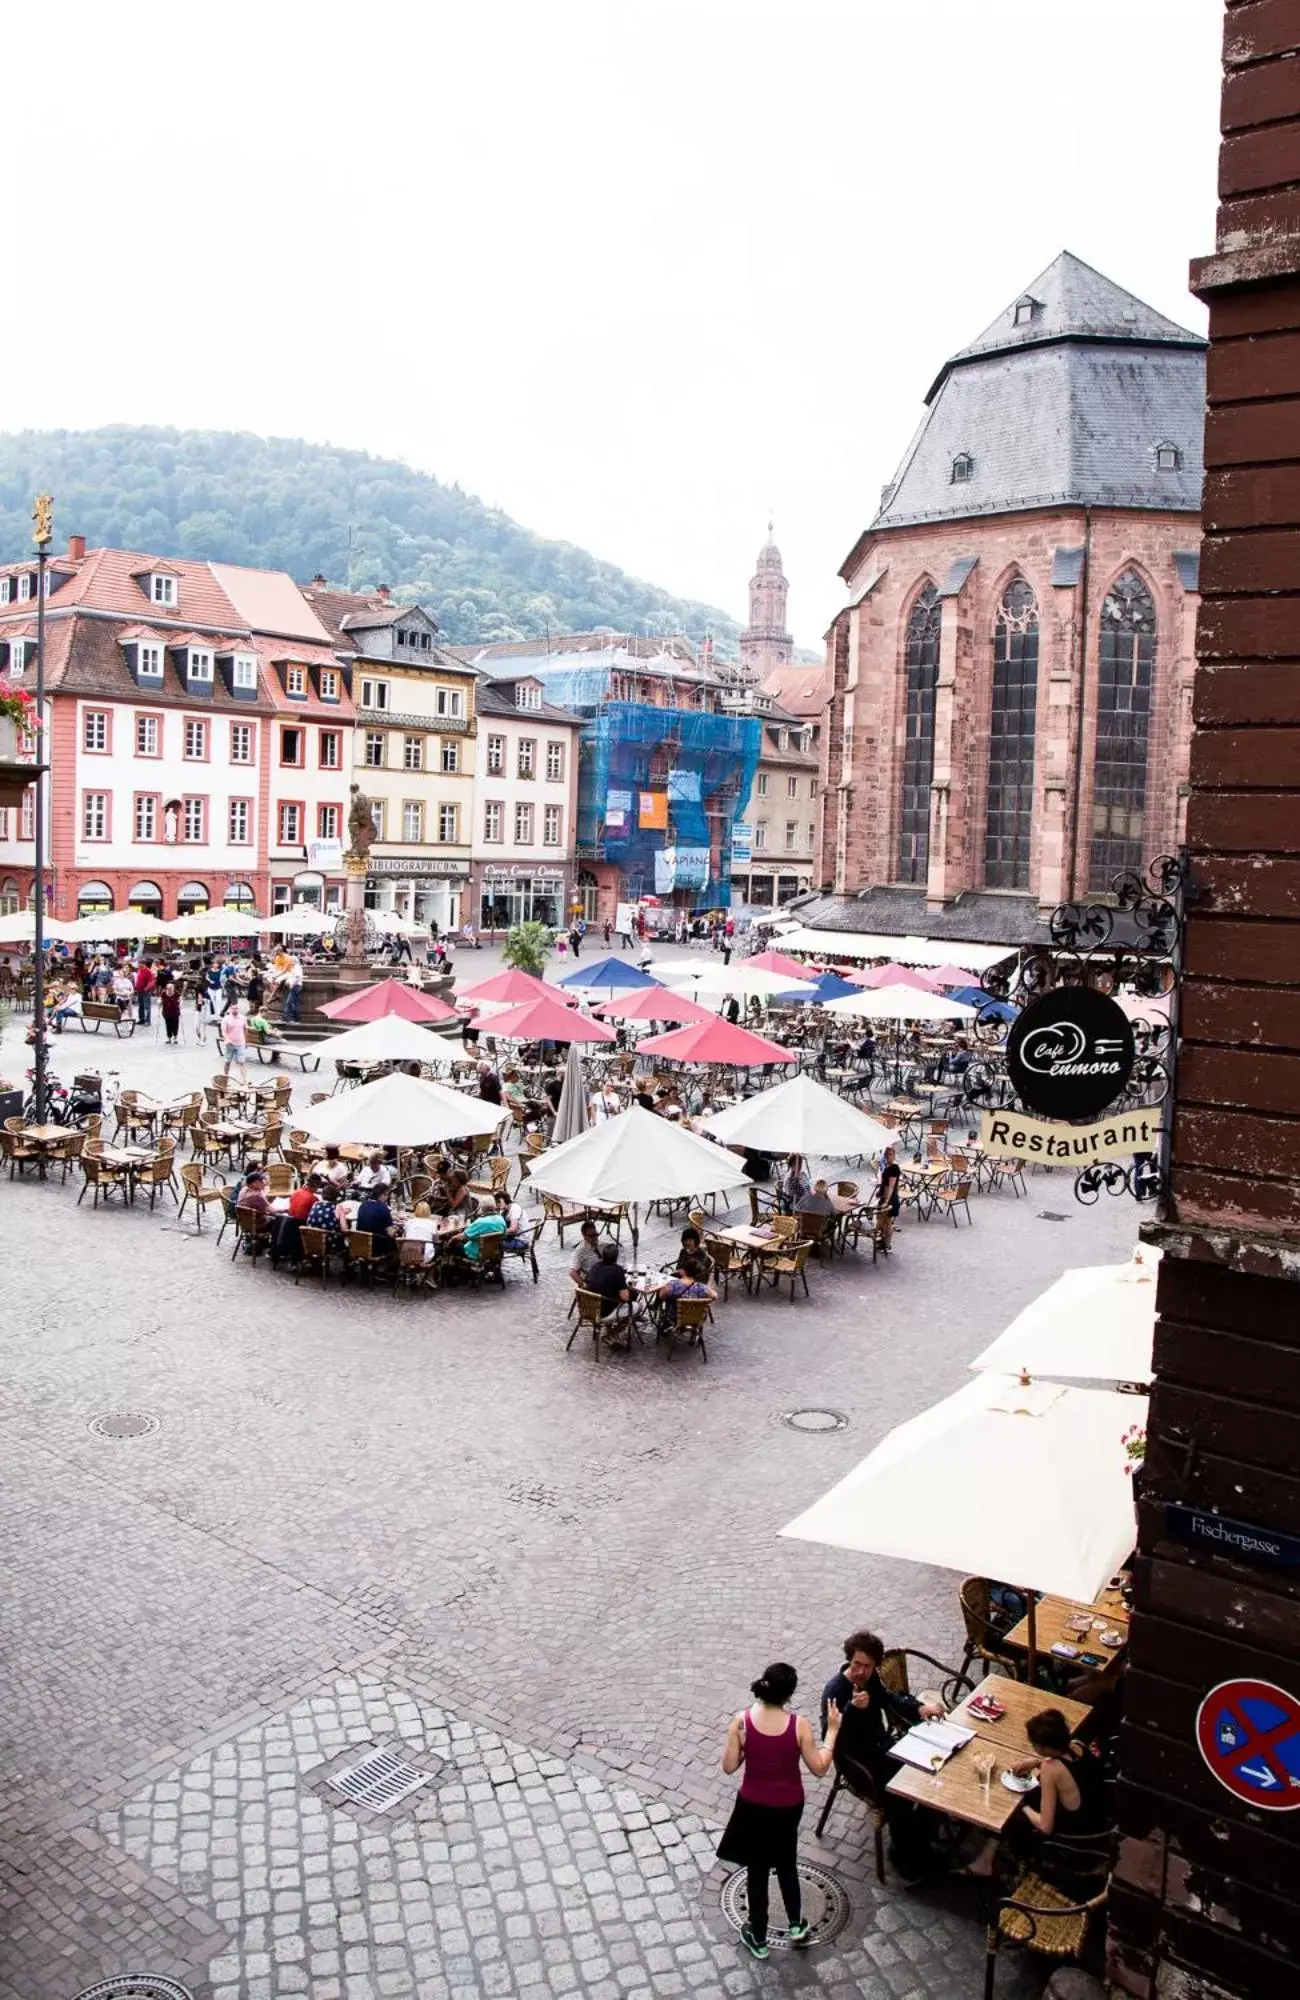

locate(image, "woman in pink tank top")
[[717, 1662, 842, 1960]]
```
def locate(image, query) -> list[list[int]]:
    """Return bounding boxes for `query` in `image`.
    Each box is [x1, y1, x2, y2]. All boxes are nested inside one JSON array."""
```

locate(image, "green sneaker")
[[740, 1924, 769, 1960], [787, 1918, 811, 1945]]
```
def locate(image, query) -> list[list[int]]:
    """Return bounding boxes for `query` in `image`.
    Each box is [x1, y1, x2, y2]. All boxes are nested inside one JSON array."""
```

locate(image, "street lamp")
[[31, 492, 52, 1125]]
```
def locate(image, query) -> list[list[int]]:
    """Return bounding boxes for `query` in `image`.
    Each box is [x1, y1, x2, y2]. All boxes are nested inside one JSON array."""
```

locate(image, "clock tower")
[[738, 524, 793, 683]]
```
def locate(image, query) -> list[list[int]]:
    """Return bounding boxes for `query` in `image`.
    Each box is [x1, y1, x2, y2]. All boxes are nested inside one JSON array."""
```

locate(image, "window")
[[756, 772, 768, 797], [543, 804, 562, 846], [318, 803, 340, 840], [280, 727, 303, 766], [360, 678, 388, 710], [229, 798, 251, 844], [517, 738, 536, 779], [364, 730, 385, 768], [184, 719, 208, 760], [515, 681, 542, 711], [17, 572, 33, 601], [810, 777, 818, 798], [370, 800, 385, 841], [754, 821, 767, 851], [483, 800, 503, 843], [278, 802, 302, 846], [1013, 296, 1039, 326], [319, 729, 341, 770], [486, 733, 505, 775], [440, 739, 459, 773], [319, 668, 339, 700], [182, 797, 205, 842], [402, 801, 424, 843], [899, 582, 940, 883], [187, 649, 213, 682], [403, 735, 423, 771], [83, 791, 108, 839], [0, 812, 9, 840], [950, 453, 974, 484], [0, 577, 9, 603], [1090, 571, 1155, 888], [785, 821, 798, 851], [1154, 441, 1183, 472], [6, 639, 30, 674], [150, 573, 177, 607], [435, 686, 463, 719], [135, 713, 159, 756], [134, 794, 158, 841], [285, 665, 306, 696], [138, 644, 163, 678], [396, 627, 416, 649], [546, 740, 564, 781], [420, 632, 432, 651], [514, 802, 533, 844], [787, 775, 798, 798], [83, 710, 109, 753], [232, 654, 257, 691], [439, 803, 459, 844], [230, 721, 253, 764], [985, 576, 1039, 890], [20, 789, 34, 840]]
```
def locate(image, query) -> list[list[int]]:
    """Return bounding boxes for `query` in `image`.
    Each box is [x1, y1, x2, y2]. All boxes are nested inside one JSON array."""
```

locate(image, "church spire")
[[739, 522, 793, 683]]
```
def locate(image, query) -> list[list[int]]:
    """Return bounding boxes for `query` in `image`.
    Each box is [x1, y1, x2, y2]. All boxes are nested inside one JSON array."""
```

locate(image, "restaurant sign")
[[978, 1106, 1163, 1164], [1006, 986, 1136, 1119]]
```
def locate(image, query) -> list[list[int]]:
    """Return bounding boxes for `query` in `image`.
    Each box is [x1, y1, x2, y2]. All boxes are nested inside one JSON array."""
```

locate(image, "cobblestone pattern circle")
[[780, 1407, 850, 1433], [71, 1979, 194, 2000], [88, 1411, 161, 1439], [719, 1860, 852, 1948]]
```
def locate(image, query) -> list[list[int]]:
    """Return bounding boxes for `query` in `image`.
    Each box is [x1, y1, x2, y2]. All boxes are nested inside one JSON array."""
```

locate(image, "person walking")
[[281, 954, 304, 1025], [220, 997, 249, 1081], [717, 1663, 840, 1960], [160, 978, 183, 1046], [568, 925, 582, 960], [133, 956, 157, 1026]]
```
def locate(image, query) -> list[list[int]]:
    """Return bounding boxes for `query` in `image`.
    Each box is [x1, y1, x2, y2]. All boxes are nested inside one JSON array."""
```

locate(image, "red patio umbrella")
[[929, 961, 982, 987], [594, 987, 713, 1025], [637, 1017, 792, 1066], [482, 994, 617, 1043], [457, 968, 554, 1006], [746, 948, 816, 981], [849, 962, 941, 992], [319, 977, 458, 1023]]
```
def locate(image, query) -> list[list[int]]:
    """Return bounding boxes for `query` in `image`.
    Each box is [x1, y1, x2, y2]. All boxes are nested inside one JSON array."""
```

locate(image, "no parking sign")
[[1195, 1679, 1300, 1809]]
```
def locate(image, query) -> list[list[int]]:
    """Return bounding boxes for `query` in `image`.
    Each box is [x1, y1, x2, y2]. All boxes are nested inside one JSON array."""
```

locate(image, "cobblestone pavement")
[[0, 975, 1136, 1998]]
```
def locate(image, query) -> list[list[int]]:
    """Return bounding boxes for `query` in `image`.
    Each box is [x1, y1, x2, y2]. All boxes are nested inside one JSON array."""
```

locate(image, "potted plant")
[[0, 681, 39, 808]]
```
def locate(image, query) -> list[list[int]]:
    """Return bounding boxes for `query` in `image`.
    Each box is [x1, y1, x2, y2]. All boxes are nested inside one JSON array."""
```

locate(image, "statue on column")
[[347, 783, 375, 861], [342, 783, 374, 964]]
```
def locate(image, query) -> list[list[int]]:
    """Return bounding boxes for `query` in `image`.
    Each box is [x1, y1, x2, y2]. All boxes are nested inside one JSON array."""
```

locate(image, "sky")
[[9, 0, 1224, 644]]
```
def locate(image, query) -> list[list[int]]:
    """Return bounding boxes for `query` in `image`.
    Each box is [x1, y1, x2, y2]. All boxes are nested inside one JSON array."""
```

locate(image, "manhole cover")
[[315, 1741, 444, 1820], [72, 1981, 194, 2000], [1037, 1211, 1070, 1222], [720, 1861, 851, 1949], [88, 1412, 161, 1440], [781, 1408, 849, 1434]]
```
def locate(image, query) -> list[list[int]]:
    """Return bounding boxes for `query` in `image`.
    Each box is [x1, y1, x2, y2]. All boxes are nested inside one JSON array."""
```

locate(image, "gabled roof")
[[208, 562, 335, 644], [762, 664, 832, 717], [0, 547, 252, 631], [7, 611, 274, 710], [475, 678, 582, 727]]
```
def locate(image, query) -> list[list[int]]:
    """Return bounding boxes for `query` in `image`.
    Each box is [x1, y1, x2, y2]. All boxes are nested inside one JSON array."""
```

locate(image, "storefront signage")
[[307, 838, 343, 871], [483, 865, 566, 881], [1166, 1504, 1300, 1575], [1195, 1679, 1300, 1809], [368, 857, 468, 878], [978, 1106, 1163, 1163], [1006, 986, 1136, 1119]]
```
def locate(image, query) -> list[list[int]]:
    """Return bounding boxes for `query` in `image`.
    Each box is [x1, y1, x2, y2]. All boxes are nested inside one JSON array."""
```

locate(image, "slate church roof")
[[868, 251, 1207, 535]]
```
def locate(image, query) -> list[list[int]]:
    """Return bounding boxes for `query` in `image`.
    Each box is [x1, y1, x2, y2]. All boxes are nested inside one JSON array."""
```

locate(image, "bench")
[[248, 1024, 320, 1071], [74, 1001, 136, 1037]]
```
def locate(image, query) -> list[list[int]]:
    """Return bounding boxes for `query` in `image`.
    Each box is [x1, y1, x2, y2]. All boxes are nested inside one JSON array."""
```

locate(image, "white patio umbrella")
[[970, 1248, 1160, 1386], [822, 984, 977, 1023], [0, 909, 73, 944], [70, 908, 169, 942], [293, 1071, 504, 1147], [551, 1042, 591, 1146], [781, 1371, 1144, 1684], [526, 1105, 744, 1240], [260, 907, 333, 936], [373, 910, 426, 937], [703, 1073, 895, 1159], [300, 1014, 458, 1070], [165, 909, 263, 940], [668, 966, 820, 1005]]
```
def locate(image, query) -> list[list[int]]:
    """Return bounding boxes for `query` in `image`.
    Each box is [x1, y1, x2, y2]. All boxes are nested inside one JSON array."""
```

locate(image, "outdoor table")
[[1003, 1586, 1130, 1676], [946, 1677, 1093, 1759], [886, 1732, 1026, 1834], [897, 1159, 952, 1219], [97, 1143, 154, 1202], [21, 1125, 70, 1181], [712, 1221, 784, 1286]]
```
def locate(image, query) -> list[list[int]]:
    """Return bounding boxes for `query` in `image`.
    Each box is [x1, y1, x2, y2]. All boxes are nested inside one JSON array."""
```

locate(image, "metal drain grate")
[[720, 1861, 851, 1949], [88, 1411, 160, 1440], [1037, 1211, 1070, 1222], [328, 1744, 439, 1813], [72, 1980, 194, 2000], [781, 1407, 849, 1434]]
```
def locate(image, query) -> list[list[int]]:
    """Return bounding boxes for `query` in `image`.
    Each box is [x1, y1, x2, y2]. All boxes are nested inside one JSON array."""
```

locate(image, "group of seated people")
[[567, 1220, 718, 1346]]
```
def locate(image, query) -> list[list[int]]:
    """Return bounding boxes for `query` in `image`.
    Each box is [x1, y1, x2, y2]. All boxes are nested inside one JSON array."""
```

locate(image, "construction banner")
[[638, 791, 668, 830]]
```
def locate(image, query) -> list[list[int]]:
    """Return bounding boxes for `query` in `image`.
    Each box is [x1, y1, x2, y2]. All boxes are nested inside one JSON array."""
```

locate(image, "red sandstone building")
[[810, 252, 1206, 944]]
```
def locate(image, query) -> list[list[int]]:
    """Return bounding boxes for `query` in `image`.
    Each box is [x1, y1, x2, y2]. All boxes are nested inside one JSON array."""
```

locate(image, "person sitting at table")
[[569, 1218, 602, 1288], [401, 1200, 439, 1263], [355, 1187, 398, 1262], [795, 1178, 837, 1217], [821, 1628, 947, 1875], [855, 1031, 877, 1062], [494, 1187, 528, 1250], [633, 1084, 657, 1113], [960, 1707, 1111, 1878], [458, 1205, 507, 1266], [233, 1168, 275, 1253], [584, 1240, 630, 1321], [775, 1153, 811, 1213], [477, 1064, 503, 1107], [287, 1174, 320, 1223], [306, 1185, 344, 1252], [322, 1145, 351, 1191], [355, 1150, 393, 1194], [443, 1170, 476, 1221], [677, 1225, 708, 1269], [655, 1252, 716, 1326]]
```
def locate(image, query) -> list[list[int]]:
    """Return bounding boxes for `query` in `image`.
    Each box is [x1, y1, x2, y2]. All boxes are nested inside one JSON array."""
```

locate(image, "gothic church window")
[[984, 577, 1039, 889], [1089, 571, 1156, 889], [898, 583, 940, 884]]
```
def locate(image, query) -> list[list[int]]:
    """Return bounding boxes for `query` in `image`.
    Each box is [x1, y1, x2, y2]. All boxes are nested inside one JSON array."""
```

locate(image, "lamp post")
[[31, 493, 52, 1125]]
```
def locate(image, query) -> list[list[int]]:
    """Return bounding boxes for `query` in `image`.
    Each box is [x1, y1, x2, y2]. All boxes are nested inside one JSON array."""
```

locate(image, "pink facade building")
[[808, 252, 1204, 944]]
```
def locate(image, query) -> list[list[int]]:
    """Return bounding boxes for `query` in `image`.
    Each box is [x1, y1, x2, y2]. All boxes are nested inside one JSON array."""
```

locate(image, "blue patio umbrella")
[[556, 955, 662, 994], [952, 985, 1018, 1023], [771, 970, 862, 1006]]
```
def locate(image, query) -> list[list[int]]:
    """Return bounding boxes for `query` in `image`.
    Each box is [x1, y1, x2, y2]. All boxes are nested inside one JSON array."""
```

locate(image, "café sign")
[[1006, 985, 1136, 1120], [978, 1106, 1163, 1164]]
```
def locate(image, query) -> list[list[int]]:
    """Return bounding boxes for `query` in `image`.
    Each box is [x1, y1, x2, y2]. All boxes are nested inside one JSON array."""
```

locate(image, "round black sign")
[[1005, 986, 1136, 1120]]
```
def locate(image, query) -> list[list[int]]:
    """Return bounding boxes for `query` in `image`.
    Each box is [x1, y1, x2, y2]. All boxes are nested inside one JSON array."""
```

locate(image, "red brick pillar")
[[1108, 8, 1300, 1995]]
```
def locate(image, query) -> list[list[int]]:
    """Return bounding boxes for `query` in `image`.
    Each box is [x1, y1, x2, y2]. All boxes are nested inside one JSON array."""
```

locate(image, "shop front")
[[77, 879, 114, 919], [223, 880, 258, 914], [365, 856, 468, 935], [177, 879, 210, 917], [127, 878, 164, 919], [473, 863, 569, 936]]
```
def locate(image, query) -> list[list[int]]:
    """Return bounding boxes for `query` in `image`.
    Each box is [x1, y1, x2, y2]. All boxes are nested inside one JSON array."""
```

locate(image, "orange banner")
[[638, 791, 668, 830]]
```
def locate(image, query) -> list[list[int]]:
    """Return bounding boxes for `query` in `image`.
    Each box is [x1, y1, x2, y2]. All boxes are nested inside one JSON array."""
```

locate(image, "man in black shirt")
[[585, 1241, 629, 1319], [355, 1191, 397, 1262], [820, 1628, 944, 1790]]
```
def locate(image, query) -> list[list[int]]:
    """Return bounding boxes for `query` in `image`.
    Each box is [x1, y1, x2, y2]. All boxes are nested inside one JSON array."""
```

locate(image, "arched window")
[[985, 577, 1039, 889], [177, 880, 209, 913], [1090, 571, 1156, 888], [127, 878, 163, 911], [77, 880, 114, 915], [898, 583, 940, 883], [224, 880, 256, 910], [0, 877, 18, 915]]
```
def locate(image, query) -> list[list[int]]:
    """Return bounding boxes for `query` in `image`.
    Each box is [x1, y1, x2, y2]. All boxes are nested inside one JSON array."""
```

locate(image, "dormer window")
[[138, 643, 163, 678], [285, 665, 306, 697], [7, 639, 31, 672], [320, 667, 339, 700], [951, 452, 974, 484], [515, 681, 542, 711], [150, 574, 177, 608], [1013, 295, 1041, 327], [17, 573, 33, 602], [0, 577, 10, 604], [187, 648, 213, 682], [1154, 441, 1182, 472], [231, 654, 257, 691]]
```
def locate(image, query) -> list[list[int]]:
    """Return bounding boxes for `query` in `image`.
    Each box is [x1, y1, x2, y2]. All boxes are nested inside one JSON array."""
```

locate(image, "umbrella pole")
[[1026, 1593, 1038, 1688]]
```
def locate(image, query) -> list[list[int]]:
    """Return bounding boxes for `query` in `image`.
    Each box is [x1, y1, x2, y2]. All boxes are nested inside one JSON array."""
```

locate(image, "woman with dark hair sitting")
[[717, 1663, 842, 1961], [962, 1705, 1110, 1877]]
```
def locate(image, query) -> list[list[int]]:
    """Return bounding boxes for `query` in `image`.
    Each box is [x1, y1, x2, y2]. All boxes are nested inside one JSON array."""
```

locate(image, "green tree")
[[501, 921, 553, 977]]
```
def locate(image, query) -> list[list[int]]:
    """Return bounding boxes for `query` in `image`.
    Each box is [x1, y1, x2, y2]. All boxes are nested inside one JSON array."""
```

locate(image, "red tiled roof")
[[762, 664, 832, 716], [0, 547, 250, 631], [8, 611, 275, 711]]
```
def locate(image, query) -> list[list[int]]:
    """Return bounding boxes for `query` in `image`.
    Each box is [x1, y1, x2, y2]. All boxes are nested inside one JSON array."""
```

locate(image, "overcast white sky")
[[11, 0, 1223, 643]]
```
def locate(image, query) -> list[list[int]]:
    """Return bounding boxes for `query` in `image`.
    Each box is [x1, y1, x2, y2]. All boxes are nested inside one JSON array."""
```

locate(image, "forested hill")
[[0, 426, 742, 651]]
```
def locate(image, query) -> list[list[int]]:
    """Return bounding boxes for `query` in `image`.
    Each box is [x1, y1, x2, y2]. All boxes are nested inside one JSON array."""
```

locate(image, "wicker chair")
[[565, 1287, 616, 1358], [229, 1202, 272, 1265], [266, 1162, 296, 1196], [747, 1183, 777, 1226], [813, 1751, 889, 1883], [78, 1153, 130, 1207], [763, 1238, 813, 1301], [467, 1154, 511, 1204], [2, 1124, 39, 1178], [465, 1232, 506, 1288], [984, 1834, 1111, 2000], [177, 1162, 230, 1232], [135, 1153, 179, 1211], [702, 1235, 736, 1301], [296, 1224, 331, 1288], [396, 1238, 435, 1293], [879, 1647, 974, 1711], [344, 1228, 394, 1287], [660, 1294, 709, 1363], [958, 1578, 1027, 1683], [933, 1177, 974, 1226]]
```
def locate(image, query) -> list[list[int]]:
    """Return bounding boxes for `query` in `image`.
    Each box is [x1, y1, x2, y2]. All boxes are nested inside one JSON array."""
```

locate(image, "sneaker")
[[739, 1925, 769, 1960], [786, 1919, 811, 1945]]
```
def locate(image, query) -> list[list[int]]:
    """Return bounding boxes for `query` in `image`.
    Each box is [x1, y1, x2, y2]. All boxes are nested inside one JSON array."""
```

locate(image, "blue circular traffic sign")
[[1195, 1678, 1300, 1810]]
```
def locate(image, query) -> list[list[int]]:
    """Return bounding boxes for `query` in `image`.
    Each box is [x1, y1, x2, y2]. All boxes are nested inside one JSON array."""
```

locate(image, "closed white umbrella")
[[300, 1014, 458, 1069], [822, 984, 977, 1023], [552, 1042, 591, 1146], [294, 1071, 503, 1147], [703, 1073, 895, 1159], [970, 1248, 1160, 1385], [781, 1372, 1144, 1683], [526, 1104, 744, 1207]]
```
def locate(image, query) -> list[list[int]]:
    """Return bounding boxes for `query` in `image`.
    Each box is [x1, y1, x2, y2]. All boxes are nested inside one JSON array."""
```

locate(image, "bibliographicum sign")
[[978, 1106, 1163, 1164]]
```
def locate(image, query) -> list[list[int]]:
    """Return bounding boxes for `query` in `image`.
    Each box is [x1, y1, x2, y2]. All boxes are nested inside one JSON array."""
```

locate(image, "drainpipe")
[[1068, 507, 1093, 901]]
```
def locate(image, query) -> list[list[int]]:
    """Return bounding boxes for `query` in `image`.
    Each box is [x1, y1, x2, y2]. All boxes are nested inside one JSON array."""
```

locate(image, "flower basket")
[[0, 709, 42, 809]]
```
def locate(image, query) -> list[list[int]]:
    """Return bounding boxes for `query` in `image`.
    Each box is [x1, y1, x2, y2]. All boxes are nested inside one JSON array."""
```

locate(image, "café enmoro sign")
[[980, 985, 1150, 1164]]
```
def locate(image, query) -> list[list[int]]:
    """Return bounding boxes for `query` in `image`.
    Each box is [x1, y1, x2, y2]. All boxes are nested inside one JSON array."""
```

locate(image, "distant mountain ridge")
[[0, 425, 742, 652]]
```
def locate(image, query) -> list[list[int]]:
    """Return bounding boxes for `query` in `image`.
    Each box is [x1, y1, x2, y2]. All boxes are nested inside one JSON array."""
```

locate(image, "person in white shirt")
[[402, 1201, 438, 1263], [589, 1084, 623, 1124], [355, 1151, 393, 1193]]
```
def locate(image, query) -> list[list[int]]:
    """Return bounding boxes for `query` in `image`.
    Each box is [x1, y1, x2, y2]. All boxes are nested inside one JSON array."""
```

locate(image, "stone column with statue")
[[343, 784, 374, 965]]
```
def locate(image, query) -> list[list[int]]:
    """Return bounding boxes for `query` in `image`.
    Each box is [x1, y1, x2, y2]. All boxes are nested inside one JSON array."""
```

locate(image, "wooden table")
[[886, 1734, 1026, 1834], [1003, 1587, 1130, 1668], [947, 1677, 1093, 1759]]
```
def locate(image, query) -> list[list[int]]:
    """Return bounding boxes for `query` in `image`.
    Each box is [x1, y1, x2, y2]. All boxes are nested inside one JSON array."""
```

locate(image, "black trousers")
[[746, 1856, 801, 1940]]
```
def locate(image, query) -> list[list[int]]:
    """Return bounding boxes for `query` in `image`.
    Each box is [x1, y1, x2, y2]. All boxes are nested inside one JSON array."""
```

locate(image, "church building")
[[807, 251, 1205, 943]]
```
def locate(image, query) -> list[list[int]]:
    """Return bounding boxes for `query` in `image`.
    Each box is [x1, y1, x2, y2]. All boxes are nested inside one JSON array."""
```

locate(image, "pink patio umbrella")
[[318, 977, 458, 1023], [456, 968, 554, 1006], [849, 962, 942, 992], [746, 948, 817, 981], [593, 987, 714, 1025], [637, 1017, 793, 1066], [481, 993, 617, 1044], [929, 962, 983, 988]]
